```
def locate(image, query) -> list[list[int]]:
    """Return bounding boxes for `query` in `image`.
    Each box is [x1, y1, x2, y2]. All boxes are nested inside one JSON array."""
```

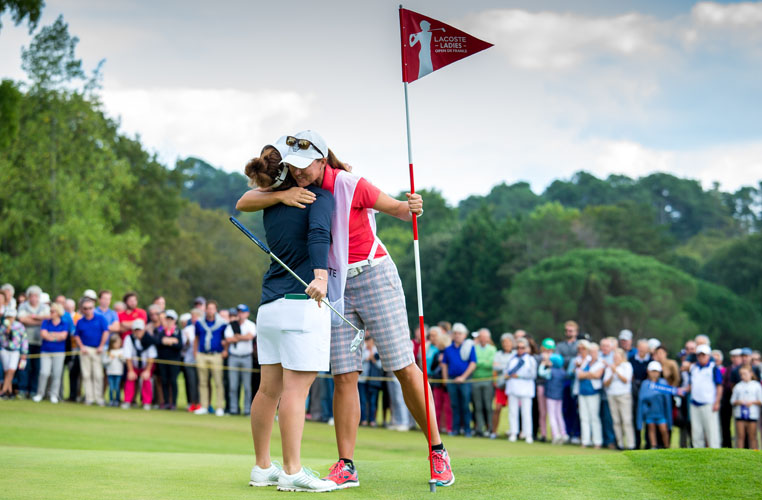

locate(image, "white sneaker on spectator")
[[143, 404, 151, 411], [489, 433, 497, 439], [50, 396, 59, 404], [32, 394, 43, 403], [327, 417, 335, 426], [194, 407, 209, 415], [121, 402, 131, 409], [249, 461, 282, 487], [570, 437, 581, 445], [508, 434, 517, 442], [215, 408, 225, 417], [525, 437, 533, 444], [278, 467, 337, 493]]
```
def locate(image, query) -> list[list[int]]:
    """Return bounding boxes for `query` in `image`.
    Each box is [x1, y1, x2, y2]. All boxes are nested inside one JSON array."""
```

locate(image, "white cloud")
[[567, 139, 762, 194], [692, 1, 762, 27], [686, 1, 762, 49], [101, 86, 315, 171], [463, 2, 762, 71], [461, 9, 667, 70]]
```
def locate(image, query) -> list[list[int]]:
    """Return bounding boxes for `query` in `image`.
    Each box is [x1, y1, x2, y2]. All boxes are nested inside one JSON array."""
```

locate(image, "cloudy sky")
[[1, 0, 761, 202]]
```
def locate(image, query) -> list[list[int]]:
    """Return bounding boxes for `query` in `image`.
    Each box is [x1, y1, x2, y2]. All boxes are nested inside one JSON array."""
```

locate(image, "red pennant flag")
[[399, 7, 493, 83]]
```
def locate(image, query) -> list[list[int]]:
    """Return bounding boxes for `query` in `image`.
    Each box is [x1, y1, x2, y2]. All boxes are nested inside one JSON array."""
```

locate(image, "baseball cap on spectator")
[[550, 353, 564, 368], [647, 361, 662, 372], [179, 313, 191, 324], [83, 289, 97, 300], [471, 331, 479, 338], [618, 329, 633, 341], [237, 304, 250, 313], [452, 322, 468, 335], [730, 348, 742, 356], [542, 338, 556, 350], [228, 307, 238, 316], [193, 296, 206, 306], [40, 292, 51, 304], [132, 319, 146, 331], [281, 130, 327, 169], [648, 338, 661, 351], [741, 347, 753, 355], [165, 309, 178, 321], [696, 344, 711, 356]]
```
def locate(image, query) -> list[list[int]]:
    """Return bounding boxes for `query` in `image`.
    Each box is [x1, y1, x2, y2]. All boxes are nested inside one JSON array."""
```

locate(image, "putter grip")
[[229, 217, 270, 254]]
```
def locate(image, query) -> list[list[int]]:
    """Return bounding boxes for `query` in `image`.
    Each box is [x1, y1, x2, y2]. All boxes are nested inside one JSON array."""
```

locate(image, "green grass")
[[1, 400, 759, 499]]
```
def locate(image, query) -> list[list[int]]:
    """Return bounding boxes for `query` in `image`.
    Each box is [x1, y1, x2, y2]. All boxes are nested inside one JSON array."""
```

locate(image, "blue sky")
[[1, 0, 760, 202]]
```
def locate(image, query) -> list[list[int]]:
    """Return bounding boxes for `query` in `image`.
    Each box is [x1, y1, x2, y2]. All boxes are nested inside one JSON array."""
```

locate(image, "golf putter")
[[229, 217, 366, 351]]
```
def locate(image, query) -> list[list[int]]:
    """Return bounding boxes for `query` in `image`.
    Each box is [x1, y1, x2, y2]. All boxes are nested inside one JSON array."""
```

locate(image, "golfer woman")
[[244, 137, 337, 493], [237, 130, 454, 488]]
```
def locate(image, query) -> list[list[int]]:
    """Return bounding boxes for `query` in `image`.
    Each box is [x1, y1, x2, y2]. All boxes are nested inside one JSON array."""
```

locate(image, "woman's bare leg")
[[333, 371, 361, 460], [279, 369, 318, 474], [647, 424, 657, 448], [746, 422, 758, 450], [2, 370, 15, 394], [491, 405, 503, 434], [658, 423, 670, 448], [736, 420, 746, 449], [251, 364, 283, 469]]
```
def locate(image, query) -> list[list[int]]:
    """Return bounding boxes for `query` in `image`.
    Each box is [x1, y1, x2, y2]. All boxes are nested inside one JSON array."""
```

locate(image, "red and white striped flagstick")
[[403, 72, 437, 494], [398, 5, 491, 492]]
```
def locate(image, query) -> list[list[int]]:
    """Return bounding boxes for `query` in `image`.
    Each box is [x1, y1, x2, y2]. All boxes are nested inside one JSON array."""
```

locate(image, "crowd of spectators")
[[0, 285, 258, 416], [423, 320, 762, 450], [2, 283, 761, 451]]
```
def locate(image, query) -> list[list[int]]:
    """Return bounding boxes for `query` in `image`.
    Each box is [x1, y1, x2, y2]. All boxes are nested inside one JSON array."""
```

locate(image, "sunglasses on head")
[[286, 136, 324, 157]]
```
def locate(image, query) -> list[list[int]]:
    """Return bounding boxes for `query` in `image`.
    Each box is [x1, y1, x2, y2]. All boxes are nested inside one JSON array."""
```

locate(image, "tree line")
[[1, 15, 760, 352]]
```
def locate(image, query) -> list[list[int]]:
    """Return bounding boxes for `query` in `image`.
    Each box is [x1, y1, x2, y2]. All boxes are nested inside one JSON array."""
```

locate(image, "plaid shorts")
[[331, 258, 415, 375]]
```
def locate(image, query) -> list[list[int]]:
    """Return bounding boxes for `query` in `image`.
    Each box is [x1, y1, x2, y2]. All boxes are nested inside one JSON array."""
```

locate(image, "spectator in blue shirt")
[[193, 300, 227, 416], [74, 297, 109, 406], [441, 323, 477, 437], [636, 361, 673, 449], [32, 303, 69, 404], [95, 290, 120, 333]]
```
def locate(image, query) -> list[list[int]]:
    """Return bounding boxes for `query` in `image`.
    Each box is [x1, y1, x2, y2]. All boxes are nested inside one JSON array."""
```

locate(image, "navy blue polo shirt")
[[260, 186, 333, 305]]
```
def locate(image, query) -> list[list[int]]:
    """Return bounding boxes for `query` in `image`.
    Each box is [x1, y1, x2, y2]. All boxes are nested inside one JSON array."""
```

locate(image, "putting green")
[[1, 400, 758, 499]]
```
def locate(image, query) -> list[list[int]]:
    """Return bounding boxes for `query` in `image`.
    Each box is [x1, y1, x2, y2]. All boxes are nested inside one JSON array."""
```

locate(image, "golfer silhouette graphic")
[[409, 20, 445, 80]]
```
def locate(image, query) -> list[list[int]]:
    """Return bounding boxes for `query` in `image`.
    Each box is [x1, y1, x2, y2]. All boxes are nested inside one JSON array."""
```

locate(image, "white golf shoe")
[[249, 461, 282, 487], [278, 467, 337, 493], [32, 394, 43, 403]]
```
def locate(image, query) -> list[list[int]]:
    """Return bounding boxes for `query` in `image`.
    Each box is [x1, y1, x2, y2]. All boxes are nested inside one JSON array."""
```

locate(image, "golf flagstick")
[[229, 216, 366, 350], [403, 79, 437, 493], [399, 6, 492, 492]]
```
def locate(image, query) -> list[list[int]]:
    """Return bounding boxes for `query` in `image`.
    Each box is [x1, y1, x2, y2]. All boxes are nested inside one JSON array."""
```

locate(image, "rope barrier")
[[18, 350, 498, 384]]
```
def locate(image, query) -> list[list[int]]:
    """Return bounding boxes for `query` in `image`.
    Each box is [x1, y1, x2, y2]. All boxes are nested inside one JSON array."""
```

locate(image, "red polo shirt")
[[118, 308, 147, 340], [321, 166, 387, 264]]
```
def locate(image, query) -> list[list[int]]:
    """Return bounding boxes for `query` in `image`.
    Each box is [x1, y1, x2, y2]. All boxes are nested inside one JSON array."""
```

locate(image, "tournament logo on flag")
[[399, 8, 493, 83]]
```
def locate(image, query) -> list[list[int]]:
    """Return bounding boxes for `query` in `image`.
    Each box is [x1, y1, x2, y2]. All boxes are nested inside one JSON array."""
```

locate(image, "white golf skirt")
[[256, 295, 330, 372], [0, 349, 21, 371]]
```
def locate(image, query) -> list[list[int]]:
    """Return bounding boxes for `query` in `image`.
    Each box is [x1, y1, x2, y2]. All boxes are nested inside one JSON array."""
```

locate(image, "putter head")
[[349, 330, 366, 352]]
